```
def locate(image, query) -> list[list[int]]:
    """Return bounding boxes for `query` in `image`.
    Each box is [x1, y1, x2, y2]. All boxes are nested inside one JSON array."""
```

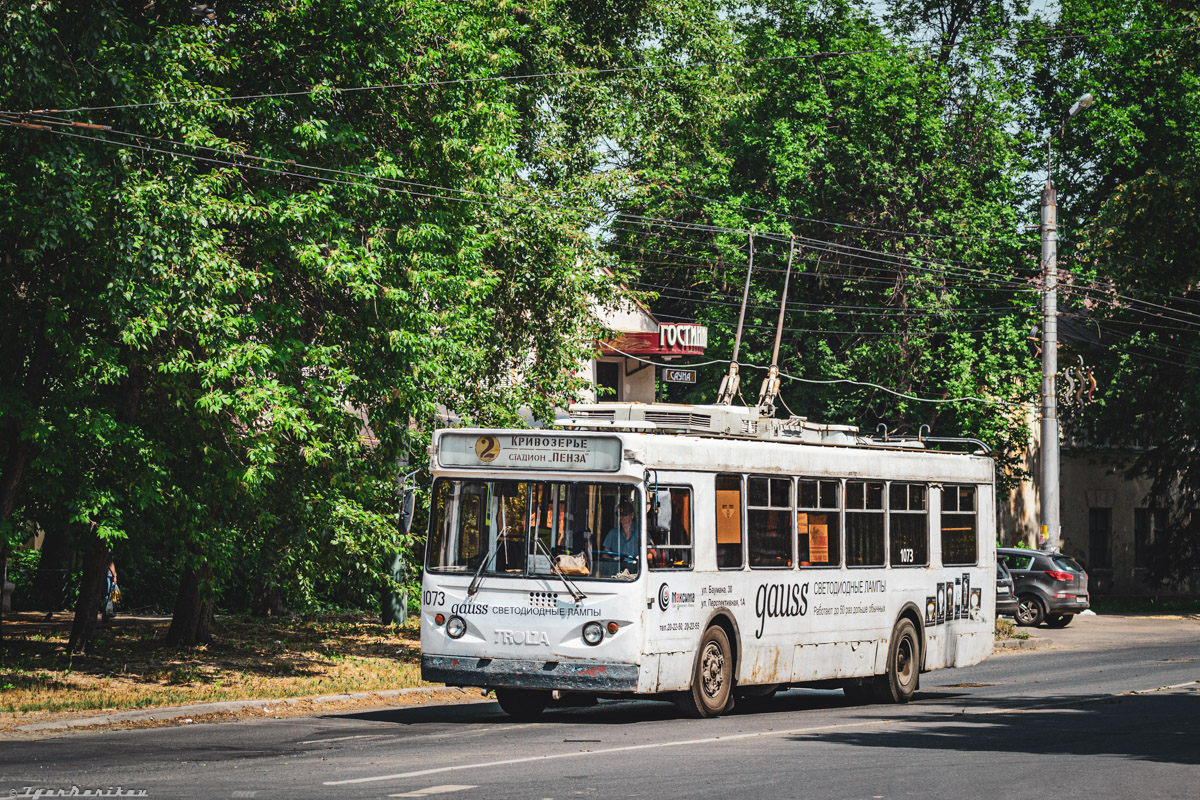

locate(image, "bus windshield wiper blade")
[[467, 527, 507, 598], [533, 538, 586, 603]]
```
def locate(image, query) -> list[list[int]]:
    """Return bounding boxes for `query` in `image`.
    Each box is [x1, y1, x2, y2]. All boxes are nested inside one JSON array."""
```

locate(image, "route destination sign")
[[439, 433, 622, 471]]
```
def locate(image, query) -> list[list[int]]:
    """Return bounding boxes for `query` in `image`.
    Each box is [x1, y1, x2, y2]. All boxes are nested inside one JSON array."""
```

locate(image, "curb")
[[15, 686, 480, 734], [995, 635, 1048, 650]]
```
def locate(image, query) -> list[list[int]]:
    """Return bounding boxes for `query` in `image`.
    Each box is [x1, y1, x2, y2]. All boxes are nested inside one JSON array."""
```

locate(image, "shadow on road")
[[785, 691, 1200, 766], [335, 687, 859, 727]]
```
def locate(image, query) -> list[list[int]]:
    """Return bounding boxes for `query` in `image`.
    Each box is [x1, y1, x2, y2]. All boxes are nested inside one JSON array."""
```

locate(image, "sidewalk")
[[6, 686, 488, 737]]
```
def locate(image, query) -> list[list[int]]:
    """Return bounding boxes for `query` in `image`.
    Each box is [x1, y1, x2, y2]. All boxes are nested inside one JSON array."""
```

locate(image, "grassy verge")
[[0, 611, 427, 716], [1090, 596, 1200, 615], [994, 618, 1029, 641]]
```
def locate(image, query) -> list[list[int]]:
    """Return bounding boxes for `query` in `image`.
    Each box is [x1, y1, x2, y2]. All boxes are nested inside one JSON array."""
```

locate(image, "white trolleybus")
[[421, 402, 995, 719]]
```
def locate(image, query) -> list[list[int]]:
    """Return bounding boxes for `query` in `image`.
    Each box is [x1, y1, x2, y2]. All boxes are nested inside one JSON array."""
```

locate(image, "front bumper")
[[422, 654, 640, 692]]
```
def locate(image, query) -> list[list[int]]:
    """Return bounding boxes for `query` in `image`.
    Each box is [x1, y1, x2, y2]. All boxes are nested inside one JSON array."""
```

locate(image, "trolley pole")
[[1040, 178, 1060, 552]]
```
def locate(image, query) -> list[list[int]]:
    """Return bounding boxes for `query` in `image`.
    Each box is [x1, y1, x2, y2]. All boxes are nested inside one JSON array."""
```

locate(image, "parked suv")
[[997, 547, 1089, 627], [995, 559, 1018, 618]]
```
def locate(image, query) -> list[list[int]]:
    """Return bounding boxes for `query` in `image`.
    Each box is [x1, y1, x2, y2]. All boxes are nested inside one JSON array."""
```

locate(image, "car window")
[[1003, 553, 1034, 571], [996, 561, 1011, 580], [1051, 555, 1085, 573]]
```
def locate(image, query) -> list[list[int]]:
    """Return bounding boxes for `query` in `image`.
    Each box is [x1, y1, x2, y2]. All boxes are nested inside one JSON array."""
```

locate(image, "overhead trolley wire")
[[599, 343, 1033, 408]]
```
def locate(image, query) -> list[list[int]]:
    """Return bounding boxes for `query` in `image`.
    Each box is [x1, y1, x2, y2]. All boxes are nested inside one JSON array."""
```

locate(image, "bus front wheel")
[[495, 688, 551, 720], [873, 618, 920, 704], [676, 625, 734, 718]]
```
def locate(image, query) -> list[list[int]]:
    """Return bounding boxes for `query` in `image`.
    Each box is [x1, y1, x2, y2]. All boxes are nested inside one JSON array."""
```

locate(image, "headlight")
[[446, 615, 467, 639], [582, 621, 604, 646]]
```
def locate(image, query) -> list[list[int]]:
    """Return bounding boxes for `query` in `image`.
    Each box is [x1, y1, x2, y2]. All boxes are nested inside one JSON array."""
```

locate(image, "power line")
[[599, 343, 1032, 408], [14, 24, 1197, 116], [653, 310, 1016, 337], [634, 281, 1036, 317], [634, 177, 1040, 246]]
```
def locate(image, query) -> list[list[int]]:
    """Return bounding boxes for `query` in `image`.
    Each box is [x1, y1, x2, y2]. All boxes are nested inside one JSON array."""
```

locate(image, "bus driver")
[[602, 501, 639, 565]]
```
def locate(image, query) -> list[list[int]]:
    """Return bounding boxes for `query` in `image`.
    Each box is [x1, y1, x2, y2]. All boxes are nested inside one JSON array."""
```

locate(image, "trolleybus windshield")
[[427, 479, 641, 580]]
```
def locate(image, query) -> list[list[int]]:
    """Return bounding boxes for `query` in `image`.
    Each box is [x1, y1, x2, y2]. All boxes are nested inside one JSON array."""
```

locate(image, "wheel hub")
[[701, 642, 725, 698]]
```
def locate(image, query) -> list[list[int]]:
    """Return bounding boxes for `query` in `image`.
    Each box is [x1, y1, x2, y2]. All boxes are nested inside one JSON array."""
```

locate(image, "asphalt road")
[[3, 615, 1198, 800]]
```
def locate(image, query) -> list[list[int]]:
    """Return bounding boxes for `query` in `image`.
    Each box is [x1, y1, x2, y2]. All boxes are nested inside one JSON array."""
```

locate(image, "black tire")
[[1016, 594, 1045, 627], [841, 682, 875, 704], [1045, 613, 1074, 628], [495, 688, 551, 720], [873, 618, 920, 704], [676, 625, 734, 718]]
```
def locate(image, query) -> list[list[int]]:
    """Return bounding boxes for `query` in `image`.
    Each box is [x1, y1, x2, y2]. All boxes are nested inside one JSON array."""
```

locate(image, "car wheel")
[[1016, 594, 1045, 627], [873, 618, 920, 704], [675, 625, 734, 718], [1045, 613, 1074, 628], [495, 688, 551, 720]]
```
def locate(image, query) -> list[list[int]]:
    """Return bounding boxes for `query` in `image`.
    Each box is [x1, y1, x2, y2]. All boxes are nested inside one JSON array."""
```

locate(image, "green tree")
[[605, 0, 1038, 479], [1, 0, 622, 647], [1030, 0, 1200, 585]]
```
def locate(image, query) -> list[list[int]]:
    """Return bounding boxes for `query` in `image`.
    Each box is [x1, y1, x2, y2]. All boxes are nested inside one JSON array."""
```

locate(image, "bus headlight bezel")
[[582, 621, 604, 646], [446, 615, 467, 639]]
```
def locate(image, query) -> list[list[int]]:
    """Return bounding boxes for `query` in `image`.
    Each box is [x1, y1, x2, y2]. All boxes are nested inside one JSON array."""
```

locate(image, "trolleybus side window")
[[647, 487, 693, 570], [797, 479, 840, 567], [846, 480, 885, 566], [748, 476, 794, 568], [715, 473, 744, 569], [941, 484, 978, 566], [889, 482, 929, 567]]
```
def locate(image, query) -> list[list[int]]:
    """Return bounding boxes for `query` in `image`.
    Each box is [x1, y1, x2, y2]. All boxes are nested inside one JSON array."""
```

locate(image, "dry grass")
[[0, 611, 428, 717]]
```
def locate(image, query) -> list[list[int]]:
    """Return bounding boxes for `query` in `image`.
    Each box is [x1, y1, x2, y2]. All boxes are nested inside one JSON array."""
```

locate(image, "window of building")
[[595, 360, 621, 401], [1133, 508, 1168, 571], [1089, 507, 1112, 570], [889, 483, 928, 567], [715, 473, 743, 569], [845, 480, 884, 566], [647, 487, 693, 570], [941, 484, 977, 566], [748, 476, 793, 568], [797, 479, 840, 567]]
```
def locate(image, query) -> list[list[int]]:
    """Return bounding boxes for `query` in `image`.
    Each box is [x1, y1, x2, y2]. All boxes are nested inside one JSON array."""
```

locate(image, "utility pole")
[[1039, 92, 1093, 553], [1040, 178, 1060, 551]]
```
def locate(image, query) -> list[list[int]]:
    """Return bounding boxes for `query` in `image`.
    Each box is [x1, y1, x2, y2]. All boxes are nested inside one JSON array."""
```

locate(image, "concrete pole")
[[1040, 178, 1061, 551]]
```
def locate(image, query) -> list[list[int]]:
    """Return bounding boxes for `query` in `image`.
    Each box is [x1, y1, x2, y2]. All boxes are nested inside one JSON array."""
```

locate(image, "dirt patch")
[[0, 611, 432, 731]]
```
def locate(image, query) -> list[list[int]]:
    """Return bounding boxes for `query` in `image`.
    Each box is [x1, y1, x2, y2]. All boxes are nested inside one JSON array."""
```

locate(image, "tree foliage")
[[1035, 0, 1200, 585], [603, 0, 1038, 480], [0, 0, 622, 643], [4, 0, 1198, 638]]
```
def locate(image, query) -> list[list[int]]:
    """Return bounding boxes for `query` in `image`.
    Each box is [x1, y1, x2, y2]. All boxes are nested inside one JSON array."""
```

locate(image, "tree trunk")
[[32, 522, 73, 611], [165, 562, 215, 646], [0, 327, 53, 641], [251, 578, 286, 617], [67, 529, 107, 654]]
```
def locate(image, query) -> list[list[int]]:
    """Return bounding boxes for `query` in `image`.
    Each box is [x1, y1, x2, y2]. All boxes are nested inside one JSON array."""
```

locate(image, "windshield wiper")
[[533, 538, 586, 603], [467, 526, 507, 598]]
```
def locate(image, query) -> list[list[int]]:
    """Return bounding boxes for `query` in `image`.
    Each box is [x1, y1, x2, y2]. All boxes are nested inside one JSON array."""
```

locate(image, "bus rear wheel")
[[873, 618, 920, 704], [676, 625, 734, 718], [495, 688, 551, 720]]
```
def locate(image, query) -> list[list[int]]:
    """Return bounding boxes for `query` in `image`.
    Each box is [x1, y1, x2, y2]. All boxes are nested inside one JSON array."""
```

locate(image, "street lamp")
[[1040, 92, 1094, 553]]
